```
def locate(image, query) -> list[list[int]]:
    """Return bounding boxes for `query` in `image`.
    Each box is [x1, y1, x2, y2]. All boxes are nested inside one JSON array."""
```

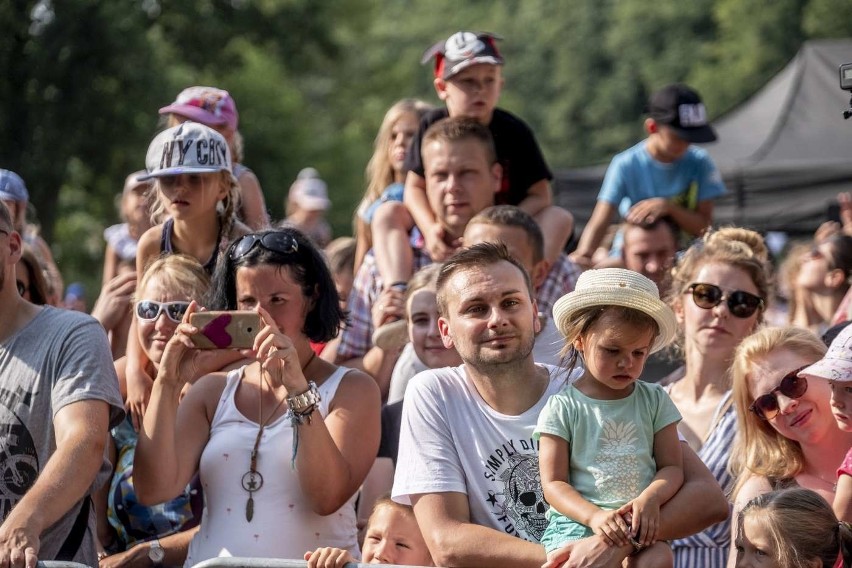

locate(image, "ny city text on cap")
[[646, 83, 717, 143], [138, 122, 232, 181], [159, 86, 239, 132], [0, 169, 28, 202], [552, 268, 677, 354], [422, 31, 503, 80]]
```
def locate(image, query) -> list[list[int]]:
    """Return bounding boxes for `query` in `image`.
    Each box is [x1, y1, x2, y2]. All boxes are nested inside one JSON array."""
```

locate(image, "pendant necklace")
[[241, 350, 316, 522]]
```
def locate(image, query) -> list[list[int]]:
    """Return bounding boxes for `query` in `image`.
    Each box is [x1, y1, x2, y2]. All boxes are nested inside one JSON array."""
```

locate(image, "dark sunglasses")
[[229, 233, 299, 260], [135, 300, 190, 323], [16, 280, 26, 296], [686, 283, 764, 319], [749, 366, 809, 421]]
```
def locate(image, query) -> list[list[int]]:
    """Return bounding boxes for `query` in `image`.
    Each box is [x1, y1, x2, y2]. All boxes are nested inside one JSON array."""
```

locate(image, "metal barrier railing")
[[38, 555, 433, 568], [194, 558, 430, 568]]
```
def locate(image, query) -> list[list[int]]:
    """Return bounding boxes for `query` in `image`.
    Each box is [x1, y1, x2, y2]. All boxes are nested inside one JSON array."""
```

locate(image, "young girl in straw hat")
[[536, 268, 683, 568]]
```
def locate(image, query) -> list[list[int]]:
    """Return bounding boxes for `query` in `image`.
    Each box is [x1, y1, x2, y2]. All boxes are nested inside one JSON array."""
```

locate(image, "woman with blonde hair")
[[662, 227, 772, 567], [354, 98, 432, 271], [729, 326, 852, 566]]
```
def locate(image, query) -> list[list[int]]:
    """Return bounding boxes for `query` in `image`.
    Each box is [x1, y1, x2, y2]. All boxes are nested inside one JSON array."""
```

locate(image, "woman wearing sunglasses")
[[134, 227, 381, 565], [662, 227, 772, 568], [101, 254, 236, 568], [729, 326, 852, 566]]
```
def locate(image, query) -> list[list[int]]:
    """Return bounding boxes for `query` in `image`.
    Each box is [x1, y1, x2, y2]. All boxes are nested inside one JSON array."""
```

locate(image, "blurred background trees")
[[0, 0, 849, 296]]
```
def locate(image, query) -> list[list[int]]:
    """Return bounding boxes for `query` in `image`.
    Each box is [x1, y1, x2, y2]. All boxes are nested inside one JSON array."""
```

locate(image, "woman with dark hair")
[[16, 243, 51, 305], [134, 227, 381, 565], [790, 234, 852, 334]]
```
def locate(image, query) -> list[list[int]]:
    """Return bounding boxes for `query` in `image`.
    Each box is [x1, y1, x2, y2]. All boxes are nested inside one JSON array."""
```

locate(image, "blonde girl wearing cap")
[[126, 122, 250, 429], [536, 268, 683, 567], [161, 86, 269, 230]]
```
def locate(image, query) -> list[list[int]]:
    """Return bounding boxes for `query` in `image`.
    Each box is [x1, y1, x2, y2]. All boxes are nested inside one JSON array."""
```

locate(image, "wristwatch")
[[148, 539, 165, 566], [287, 381, 321, 414]]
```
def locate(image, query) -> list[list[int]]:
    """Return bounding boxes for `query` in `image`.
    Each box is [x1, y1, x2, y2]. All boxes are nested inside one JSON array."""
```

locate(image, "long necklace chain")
[[241, 350, 316, 522]]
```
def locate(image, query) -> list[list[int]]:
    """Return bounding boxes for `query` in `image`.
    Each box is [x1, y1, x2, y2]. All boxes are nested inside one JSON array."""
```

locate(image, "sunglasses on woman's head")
[[229, 233, 299, 261], [686, 283, 764, 319], [749, 366, 809, 421], [135, 300, 190, 323]]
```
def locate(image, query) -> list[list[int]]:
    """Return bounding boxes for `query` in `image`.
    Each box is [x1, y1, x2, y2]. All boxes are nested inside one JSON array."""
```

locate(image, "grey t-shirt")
[[0, 306, 124, 564]]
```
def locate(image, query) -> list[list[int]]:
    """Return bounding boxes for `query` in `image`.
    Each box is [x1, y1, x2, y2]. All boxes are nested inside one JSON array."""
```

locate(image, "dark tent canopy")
[[555, 39, 852, 236]]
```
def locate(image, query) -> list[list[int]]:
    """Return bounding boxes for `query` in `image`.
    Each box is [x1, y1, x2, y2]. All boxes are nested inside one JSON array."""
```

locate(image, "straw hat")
[[552, 268, 677, 354]]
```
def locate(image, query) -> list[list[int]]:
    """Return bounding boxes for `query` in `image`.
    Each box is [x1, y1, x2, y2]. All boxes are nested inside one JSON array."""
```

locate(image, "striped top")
[[665, 385, 737, 568]]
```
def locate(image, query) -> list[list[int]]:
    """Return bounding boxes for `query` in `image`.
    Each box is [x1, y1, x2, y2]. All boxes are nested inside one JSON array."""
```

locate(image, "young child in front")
[[571, 83, 726, 268], [370, 31, 574, 303], [304, 498, 433, 568], [735, 488, 852, 568], [536, 268, 683, 567], [799, 322, 852, 522]]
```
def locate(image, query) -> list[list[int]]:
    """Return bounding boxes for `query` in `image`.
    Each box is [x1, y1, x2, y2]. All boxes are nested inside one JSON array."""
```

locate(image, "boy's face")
[[645, 119, 691, 163], [434, 63, 503, 125], [422, 138, 500, 238]]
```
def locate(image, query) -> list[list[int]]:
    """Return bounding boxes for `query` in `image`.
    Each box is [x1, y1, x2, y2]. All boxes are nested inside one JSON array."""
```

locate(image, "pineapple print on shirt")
[[588, 419, 642, 504]]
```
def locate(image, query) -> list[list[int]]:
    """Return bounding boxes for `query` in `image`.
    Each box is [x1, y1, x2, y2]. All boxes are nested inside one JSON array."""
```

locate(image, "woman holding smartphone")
[[134, 227, 381, 565]]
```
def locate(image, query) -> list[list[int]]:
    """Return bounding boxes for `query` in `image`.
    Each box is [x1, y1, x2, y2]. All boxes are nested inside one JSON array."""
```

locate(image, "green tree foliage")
[[0, 0, 847, 299]]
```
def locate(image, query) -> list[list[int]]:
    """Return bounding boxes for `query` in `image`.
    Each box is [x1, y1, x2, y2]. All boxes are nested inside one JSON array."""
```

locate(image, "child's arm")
[[125, 228, 160, 430], [620, 423, 683, 547], [626, 198, 714, 237], [570, 201, 617, 268], [835, 474, 852, 522], [403, 171, 459, 261], [516, 179, 551, 217], [834, 449, 852, 522], [539, 433, 632, 547]]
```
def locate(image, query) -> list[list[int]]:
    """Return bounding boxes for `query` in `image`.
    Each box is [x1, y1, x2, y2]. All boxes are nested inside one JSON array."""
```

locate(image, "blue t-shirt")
[[598, 141, 726, 217]]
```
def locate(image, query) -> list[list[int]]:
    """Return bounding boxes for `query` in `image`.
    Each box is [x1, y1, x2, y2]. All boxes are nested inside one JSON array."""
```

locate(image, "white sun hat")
[[799, 323, 852, 383], [552, 268, 677, 354]]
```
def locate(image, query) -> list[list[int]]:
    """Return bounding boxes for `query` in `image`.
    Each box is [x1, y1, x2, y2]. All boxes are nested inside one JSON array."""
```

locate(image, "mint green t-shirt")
[[534, 380, 681, 515]]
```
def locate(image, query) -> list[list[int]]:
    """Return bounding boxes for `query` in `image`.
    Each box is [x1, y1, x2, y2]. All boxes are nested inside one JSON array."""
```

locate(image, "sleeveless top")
[[663, 383, 737, 568], [159, 218, 224, 275], [185, 366, 359, 566]]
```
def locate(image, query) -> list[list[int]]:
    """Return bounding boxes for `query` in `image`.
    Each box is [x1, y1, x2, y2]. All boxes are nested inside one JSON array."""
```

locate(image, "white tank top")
[[185, 365, 359, 566]]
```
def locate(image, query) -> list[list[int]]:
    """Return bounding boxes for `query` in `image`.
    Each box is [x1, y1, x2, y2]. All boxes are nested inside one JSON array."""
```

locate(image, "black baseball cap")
[[422, 31, 503, 80], [646, 84, 717, 143]]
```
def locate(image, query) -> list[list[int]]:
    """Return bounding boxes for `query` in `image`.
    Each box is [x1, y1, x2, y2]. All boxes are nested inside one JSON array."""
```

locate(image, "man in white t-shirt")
[[392, 242, 729, 567]]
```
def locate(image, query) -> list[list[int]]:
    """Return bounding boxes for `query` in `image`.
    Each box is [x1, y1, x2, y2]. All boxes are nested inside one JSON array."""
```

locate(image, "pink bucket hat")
[[799, 323, 852, 382], [159, 86, 239, 131]]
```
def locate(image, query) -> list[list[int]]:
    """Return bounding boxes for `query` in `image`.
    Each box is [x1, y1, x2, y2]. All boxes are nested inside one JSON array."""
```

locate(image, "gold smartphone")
[[189, 311, 261, 349]]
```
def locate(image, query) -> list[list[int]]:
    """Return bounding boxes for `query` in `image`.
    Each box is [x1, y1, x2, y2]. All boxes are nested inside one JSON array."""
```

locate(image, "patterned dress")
[[664, 383, 737, 568]]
